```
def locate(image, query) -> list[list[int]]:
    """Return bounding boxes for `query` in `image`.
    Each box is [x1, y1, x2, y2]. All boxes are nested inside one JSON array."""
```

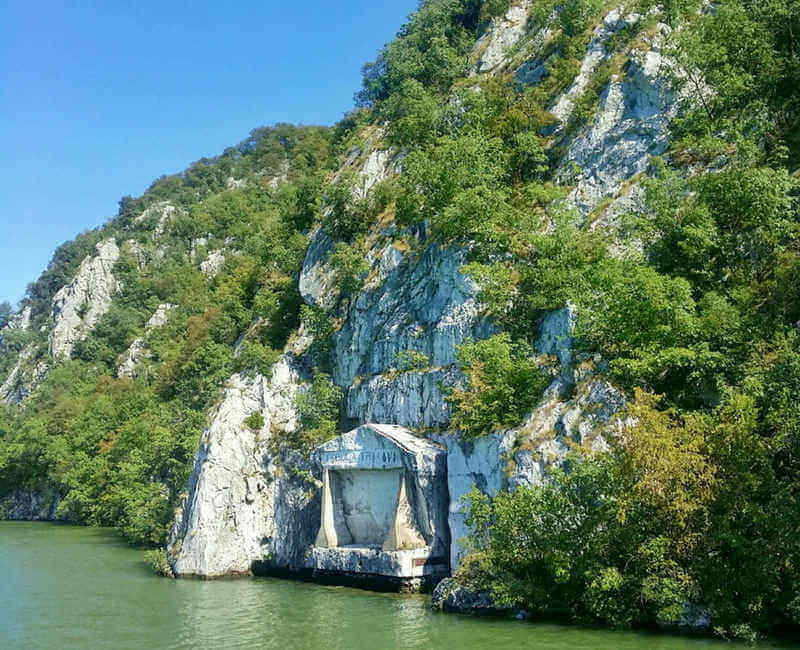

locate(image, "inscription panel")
[[320, 449, 402, 470]]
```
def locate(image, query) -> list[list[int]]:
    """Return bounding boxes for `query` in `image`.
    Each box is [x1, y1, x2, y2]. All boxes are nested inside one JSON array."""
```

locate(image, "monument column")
[[315, 468, 338, 548], [382, 474, 425, 551]]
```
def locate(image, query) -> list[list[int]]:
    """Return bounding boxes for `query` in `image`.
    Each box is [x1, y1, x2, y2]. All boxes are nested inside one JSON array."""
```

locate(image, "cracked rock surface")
[[49, 238, 120, 360], [167, 357, 320, 577]]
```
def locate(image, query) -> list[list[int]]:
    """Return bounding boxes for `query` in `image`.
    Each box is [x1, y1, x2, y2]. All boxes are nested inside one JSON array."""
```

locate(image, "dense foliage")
[[382, 0, 800, 640], [0, 0, 799, 640]]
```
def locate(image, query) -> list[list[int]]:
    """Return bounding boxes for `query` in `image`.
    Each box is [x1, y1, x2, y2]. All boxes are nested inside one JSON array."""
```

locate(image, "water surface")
[[0, 522, 794, 649]]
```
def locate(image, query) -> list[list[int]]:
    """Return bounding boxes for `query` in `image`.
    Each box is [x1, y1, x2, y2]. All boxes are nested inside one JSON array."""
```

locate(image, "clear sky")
[[0, 1, 419, 307]]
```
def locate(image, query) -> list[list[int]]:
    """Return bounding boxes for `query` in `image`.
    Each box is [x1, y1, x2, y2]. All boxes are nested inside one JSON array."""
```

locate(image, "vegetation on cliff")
[[0, 124, 335, 545], [0, 0, 799, 640]]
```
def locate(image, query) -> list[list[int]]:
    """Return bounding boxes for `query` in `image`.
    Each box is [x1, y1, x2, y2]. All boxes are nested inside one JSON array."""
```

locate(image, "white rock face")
[[439, 431, 516, 570], [355, 149, 395, 199], [299, 148, 400, 309], [333, 244, 495, 428], [117, 338, 149, 379], [135, 201, 177, 238], [168, 0, 681, 576], [550, 8, 638, 126], [298, 228, 337, 309], [0, 345, 48, 405], [562, 34, 677, 214], [536, 304, 577, 366], [226, 177, 247, 190], [473, 0, 533, 73], [441, 364, 625, 572], [116, 304, 176, 379], [49, 239, 120, 360], [6, 306, 31, 331], [344, 368, 459, 430], [168, 357, 317, 577], [146, 303, 176, 329], [200, 250, 226, 276]]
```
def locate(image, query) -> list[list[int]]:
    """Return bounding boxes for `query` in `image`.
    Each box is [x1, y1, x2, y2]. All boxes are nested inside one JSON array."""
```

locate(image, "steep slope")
[[2, 0, 799, 639]]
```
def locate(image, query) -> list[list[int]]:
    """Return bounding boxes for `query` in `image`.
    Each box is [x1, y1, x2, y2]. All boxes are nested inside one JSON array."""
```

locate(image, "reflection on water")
[[0, 523, 793, 650]]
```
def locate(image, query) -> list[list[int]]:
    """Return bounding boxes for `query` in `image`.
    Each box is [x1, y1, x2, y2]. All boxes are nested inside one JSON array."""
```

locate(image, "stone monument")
[[306, 424, 450, 589]]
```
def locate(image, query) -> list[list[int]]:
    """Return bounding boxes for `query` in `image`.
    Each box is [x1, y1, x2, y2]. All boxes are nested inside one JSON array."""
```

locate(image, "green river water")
[[1, 522, 796, 650]]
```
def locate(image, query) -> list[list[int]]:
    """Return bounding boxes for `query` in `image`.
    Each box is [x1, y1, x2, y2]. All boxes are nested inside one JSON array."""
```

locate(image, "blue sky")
[[0, 1, 418, 306]]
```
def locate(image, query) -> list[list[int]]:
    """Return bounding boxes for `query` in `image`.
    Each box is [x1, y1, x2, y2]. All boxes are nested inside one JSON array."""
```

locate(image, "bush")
[[394, 350, 430, 372], [447, 334, 549, 438], [144, 548, 173, 577], [461, 392, 713, 627], [244, 411, 265, 432], [234, 341, 281, 378], [321, 174, 369, 242], [397, 134, 510, 229], [329, 240, 370, 296], [290, 373, 342, 451], [559, 0, 603, 36]]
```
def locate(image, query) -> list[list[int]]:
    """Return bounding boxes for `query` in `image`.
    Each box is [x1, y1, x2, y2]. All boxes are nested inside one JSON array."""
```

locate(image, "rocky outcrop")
[[135, 201, 178, 238], [167, 357, 318, 577], [117, 338, 149, 379], [333, 243, 495, 429], [343, 367, 460, 431], [49, 238, 120, 360], [6, 306, 31, 331], [550, 8, 637, 127], [166, 0, 654, 585], [473, 0, 534, 73], [355, 149, 395, 199], [439, 431, 517, 570], [439, 305, 625, 571], [560, 24, 677, 215], [1, 345, 49, 406], [123, 240, 149, 270], [432, 578, 509, 616], [299, 146, 400, 310], [200, 250, 226, 276], [298, 228, 336, 309], [0, 488, 62, 521], [117, 303, 176, 378], [146, 303, 176, 328]]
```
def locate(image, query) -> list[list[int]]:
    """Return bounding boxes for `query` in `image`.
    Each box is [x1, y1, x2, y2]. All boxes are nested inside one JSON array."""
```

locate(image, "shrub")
[[244, 411, 265, 432], [144, 549, 173, 577], [290, 373, 342, 451], [321, 174, 369, 242], [234, 341, 281, 378], [447, 334, 549, 437], [394, 350, 431, 372], [329, 241, 370, 296]]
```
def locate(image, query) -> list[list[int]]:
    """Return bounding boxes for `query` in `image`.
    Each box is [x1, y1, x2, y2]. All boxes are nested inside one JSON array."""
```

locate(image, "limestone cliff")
[[50, 238, 120, 360], [164, 1, 676, 579], [167, 357, 319, 577]]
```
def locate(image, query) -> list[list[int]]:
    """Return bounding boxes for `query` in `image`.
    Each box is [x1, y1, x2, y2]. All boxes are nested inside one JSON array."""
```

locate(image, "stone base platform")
[[299, 545, 449, 592]]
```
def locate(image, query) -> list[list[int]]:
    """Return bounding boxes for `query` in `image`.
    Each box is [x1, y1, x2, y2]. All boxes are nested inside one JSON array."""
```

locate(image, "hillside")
[[2, 0, 799, 640]]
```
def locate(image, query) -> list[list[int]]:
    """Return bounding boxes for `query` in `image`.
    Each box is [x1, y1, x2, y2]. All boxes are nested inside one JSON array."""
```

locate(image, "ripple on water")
[[0, 523, 795, 650]]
